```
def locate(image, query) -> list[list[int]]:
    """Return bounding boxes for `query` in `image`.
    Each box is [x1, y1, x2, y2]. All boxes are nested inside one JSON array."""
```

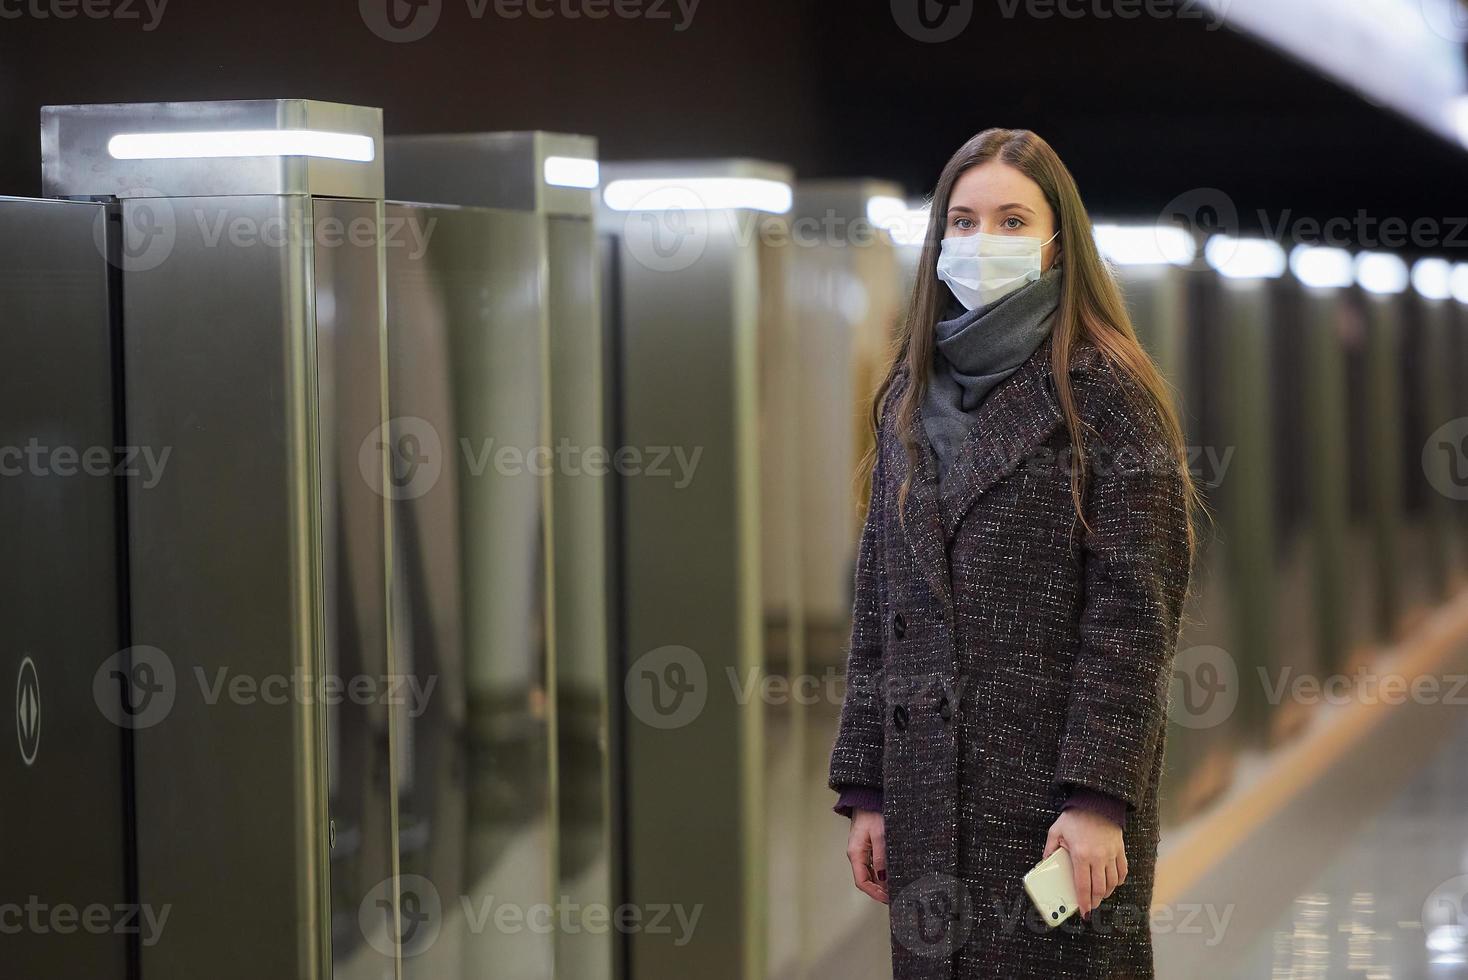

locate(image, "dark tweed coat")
[[828, 334, 1191, 980]]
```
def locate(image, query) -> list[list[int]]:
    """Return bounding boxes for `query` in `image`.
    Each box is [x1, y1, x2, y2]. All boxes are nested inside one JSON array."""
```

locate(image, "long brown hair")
[[869, 128, 1198, 553]]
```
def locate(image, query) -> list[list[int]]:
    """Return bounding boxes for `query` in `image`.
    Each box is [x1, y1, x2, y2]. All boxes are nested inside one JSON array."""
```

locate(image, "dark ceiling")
[[0, 0, 1463, 253]]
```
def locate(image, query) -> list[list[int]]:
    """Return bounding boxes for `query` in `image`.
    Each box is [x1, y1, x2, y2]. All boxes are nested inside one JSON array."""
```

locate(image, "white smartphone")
[[1022, 847, 1081, 929]]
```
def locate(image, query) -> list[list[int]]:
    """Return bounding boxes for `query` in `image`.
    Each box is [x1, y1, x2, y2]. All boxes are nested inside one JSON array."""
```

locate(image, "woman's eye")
[[953, 217, 974, 230], [1002, 216, 1024, 230]]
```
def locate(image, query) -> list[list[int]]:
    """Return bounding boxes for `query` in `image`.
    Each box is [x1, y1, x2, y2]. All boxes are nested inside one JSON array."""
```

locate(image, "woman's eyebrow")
[[997, 202, 1036, 214], [947, 204, 976, 215]]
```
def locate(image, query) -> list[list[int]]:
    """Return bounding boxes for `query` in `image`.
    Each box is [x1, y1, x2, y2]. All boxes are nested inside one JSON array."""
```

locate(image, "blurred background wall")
[[1, 0, 1467, 230]]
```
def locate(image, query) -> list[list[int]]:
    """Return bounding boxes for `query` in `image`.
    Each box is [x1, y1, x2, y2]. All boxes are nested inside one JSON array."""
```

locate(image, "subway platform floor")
[[1233, 709, 1468, 978]]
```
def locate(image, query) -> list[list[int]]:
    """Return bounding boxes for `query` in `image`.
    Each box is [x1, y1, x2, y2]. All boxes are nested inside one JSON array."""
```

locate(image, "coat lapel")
[[934, 336, 1065, 543], [898, 335, 1083, 613], [898, 405, 953, 611]]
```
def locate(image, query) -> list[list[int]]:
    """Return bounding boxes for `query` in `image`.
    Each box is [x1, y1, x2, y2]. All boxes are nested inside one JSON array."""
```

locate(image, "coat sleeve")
[[1053, 368, 1192, 812], [826, 404, 892, 795]]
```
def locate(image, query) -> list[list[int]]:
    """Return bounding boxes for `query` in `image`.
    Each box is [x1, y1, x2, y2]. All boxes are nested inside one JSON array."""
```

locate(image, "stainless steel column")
[[787, 181, 905, 676], [1287, 272, 1365, 678], [0, 196, 132, 979], [384, 131, 611, 980], [597, 159, 797, 980], [1358, 288, 1408, 640], [1108, 255, 1239, 823], [42, 99, 398, 980], [1449, 298, 1468, 575], [380, 199, 553, 980], [1402, 287, 1456, 610], [1190, 270, 1283, 752], [782, 179, 906, 978]]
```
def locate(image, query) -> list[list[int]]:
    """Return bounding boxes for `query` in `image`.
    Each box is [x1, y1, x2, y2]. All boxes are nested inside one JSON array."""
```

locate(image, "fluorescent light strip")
[[1410, 257, 1453, 300], [866, 195, 930, 246], [864, 195, 907, 224], [602, 177, 793, 214], [1455, 95, 1468, 150], [544, 155, 600, 189], [107, 129, 376, 163], [1204, 235, 1287, 279], [1355, 251, 1409, 295], [1204, 0, 1468, 150], [1289, 245, 1354, 289], [1093, 224, 1196, 267], [1451, 264, 1468, 304]]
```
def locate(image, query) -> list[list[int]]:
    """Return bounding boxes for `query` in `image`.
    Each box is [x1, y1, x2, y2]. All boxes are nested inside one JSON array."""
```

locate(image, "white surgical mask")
[[935, 228, 1060, 310]]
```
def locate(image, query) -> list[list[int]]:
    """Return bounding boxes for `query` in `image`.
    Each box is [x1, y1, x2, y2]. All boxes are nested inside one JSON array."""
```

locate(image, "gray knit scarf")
[[922, 267, 1063, 485]]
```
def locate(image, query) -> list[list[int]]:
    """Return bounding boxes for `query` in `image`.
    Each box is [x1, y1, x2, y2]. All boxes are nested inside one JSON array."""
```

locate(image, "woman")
[[827, 128, 1196, 980]]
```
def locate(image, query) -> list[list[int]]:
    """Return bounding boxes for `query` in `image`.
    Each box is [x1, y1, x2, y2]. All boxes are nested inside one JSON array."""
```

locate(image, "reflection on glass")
[[386, 204, 554, 980], [315, 200, 398, 980]]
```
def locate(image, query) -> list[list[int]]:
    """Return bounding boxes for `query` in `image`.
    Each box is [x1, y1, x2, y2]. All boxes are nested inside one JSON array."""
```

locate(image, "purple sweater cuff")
[[832, 784, 883, 818], [1062, 786, 1128, 830], [832, 784, 1127, 829]]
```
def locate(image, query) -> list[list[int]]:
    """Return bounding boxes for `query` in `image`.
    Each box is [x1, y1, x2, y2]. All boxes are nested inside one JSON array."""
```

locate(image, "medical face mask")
[[935, 228, 1060, 310]]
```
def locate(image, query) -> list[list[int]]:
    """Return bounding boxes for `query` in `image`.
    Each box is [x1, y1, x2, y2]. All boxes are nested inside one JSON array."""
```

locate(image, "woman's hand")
[[1043, 809, 1127, 920], [845, 809, 889, 904]]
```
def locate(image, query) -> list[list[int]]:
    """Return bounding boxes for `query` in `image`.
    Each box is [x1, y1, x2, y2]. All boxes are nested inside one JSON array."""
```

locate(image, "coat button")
[[892, 612, 906, 639], [892, 704, 909, 731], [938, 696, 951, 722]]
